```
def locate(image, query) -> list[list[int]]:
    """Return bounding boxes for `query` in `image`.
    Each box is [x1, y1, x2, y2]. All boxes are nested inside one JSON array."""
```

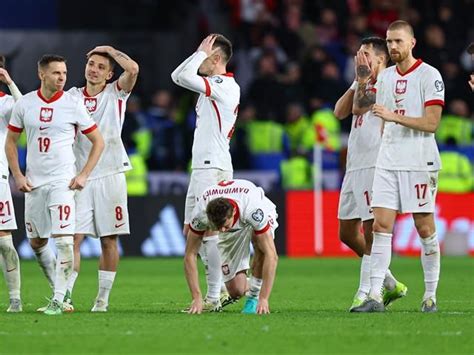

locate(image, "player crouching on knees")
[[184, 182, 278, 315]]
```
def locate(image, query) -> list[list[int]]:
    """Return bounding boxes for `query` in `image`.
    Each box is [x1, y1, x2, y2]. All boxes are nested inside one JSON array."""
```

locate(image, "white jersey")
[[189, 179, 276, 235], [69, 80, 131, 179], [375, 59, 445, 171], [8, 90, 97, 188], [171, 51, 240, 171], [0, 92, 16, 178], [346, 81, 383, 172]]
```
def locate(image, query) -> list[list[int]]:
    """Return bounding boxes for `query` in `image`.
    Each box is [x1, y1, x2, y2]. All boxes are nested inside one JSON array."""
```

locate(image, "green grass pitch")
[[0, 257, 473, 354]]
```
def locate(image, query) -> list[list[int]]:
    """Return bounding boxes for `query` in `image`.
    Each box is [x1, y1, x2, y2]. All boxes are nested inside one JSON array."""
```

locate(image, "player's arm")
[[5, 129, 31, 192], [184, 229, 204, 314], [254, 229, 278, 315], [372, 104, 442, 133], [0, 68, 22, 101], [334, 83, 356, 119], [69, 127, 104, 190], [87, 46, 139, 93], [171, 52, 198, 83], [171, 35, 219, 95], [469, 74, 474, 92]]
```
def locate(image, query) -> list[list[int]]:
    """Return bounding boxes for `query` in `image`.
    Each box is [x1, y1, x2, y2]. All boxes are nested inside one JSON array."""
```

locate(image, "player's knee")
[[372, 219, 391, 233], [29, 238, 48, 250], [227, 286, 246, 299], [100, 236, 118, 250], [414, 223, 434, 238]]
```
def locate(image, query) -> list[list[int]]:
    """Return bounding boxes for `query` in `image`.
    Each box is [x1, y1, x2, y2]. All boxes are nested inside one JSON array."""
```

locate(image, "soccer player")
[[171, 34, 240, 311], [0, 58, 22, 312], [65, 46, 139, 312], [184, 179, 278, 315], [334, 37, 407, 311], [5, 54, 104, 315], [352, 20, 444, 313]]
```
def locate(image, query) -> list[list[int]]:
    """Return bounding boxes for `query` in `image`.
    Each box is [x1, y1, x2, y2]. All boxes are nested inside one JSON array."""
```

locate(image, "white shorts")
[[25, 180, 75, 239], [0, 180, 17, 231], [218, 206, 278, 283], [75, 173, 129, 238], [184, 168, 232, 224], [338, 168, 375, 222], [371, 168, 438, 213]]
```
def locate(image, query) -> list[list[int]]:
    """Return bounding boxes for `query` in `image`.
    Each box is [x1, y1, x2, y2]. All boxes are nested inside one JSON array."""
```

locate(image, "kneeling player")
[[184, 179, 278, 315]]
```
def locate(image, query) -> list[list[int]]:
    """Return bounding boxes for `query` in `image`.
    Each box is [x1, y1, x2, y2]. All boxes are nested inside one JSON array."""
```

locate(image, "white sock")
[[53, 236, 74, 302], [0, 235, 21, 300], [369, 232, 393, 302], [420, 233, 440, 301], [97, 270, 116, 304], [384, 269, 397, 291], [357, 254, 371, 298], [247, 276, 263, 299], [33, 243, 56, 289], [66, 271, 79, 295], [199, 237, 221, 301]]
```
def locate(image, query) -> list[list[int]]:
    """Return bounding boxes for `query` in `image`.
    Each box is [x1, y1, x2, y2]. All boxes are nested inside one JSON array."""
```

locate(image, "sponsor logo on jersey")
[[395, 80, 407, 95], [39, 107, 53, 122], [84, 98, 97, 113]]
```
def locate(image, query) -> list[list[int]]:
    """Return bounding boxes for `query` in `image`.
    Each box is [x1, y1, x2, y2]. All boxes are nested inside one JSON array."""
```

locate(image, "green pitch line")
[[0, 257, 472, 354]]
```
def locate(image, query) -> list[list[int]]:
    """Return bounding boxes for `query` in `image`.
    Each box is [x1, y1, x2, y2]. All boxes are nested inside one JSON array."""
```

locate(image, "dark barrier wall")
[[12, 194, 286, 258]]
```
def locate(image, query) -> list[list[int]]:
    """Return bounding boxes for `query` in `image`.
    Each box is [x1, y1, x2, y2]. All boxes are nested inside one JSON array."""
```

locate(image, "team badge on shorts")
[[39, 107, 53, 122], [222, 264, 230, 276], [84, 98, 97, 113], [251, 209, 264, 222]]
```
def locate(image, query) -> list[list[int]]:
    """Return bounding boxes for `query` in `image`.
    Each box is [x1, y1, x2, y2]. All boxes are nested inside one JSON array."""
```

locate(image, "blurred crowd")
[[112, 0, 474, 191]]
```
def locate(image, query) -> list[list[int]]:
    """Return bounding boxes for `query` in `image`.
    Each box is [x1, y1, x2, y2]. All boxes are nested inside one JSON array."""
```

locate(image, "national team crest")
[[395, 80, 407, 95], [84, 98, 97, 113], [39, 107, 53, 122]]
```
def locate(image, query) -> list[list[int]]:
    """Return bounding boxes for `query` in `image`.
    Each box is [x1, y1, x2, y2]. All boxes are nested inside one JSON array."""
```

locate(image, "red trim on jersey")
[[255, 222, 271, 235], [81, 123, 97, 134], [7, 124, 23, 133], [222, 73, 234, 77], [0, 91, 5, 97], [211, 100, 222, 132], [189, 225, 205, 236], [396, 58, 423, 76], [227, 199, 240, 226], [369, 88, 376, 93], [118, 99, 123, 122], [37, 89, 63, 103], [425, 99, 444, 107], [83, 85, 106, 97], [202, 77, 211, 97]]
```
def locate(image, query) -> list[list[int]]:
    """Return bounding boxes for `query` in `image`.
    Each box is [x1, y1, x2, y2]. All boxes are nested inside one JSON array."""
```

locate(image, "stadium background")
[[1, 1, 473, 354], [1, 0, 472, 258]]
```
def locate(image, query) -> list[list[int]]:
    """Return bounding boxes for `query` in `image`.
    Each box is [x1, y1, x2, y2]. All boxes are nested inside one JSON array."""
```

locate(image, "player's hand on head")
[[469, 74, 474, 91], [256, 299, 270, 315], [188, 298, 203, 314], [197, 35, 218, 57], [0, 68, 12, 85], [87, 45, 113, 57]]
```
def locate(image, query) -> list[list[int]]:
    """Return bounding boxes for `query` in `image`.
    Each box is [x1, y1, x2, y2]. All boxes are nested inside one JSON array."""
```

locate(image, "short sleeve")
[[7, 100, 24, 132], [423, 68, 445, 107], [189, 197, 209, 235], [75, 101, 96, 134], [0, 96, 14, 126], [112, 80, 131, 100]]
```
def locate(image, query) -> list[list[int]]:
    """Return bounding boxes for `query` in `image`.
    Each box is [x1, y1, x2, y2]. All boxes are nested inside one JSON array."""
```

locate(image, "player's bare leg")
[[0, 232, 21, 312], [92, 235, 119, 312], [339, 219, 365, 257], [414, 212, 439, 312]]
